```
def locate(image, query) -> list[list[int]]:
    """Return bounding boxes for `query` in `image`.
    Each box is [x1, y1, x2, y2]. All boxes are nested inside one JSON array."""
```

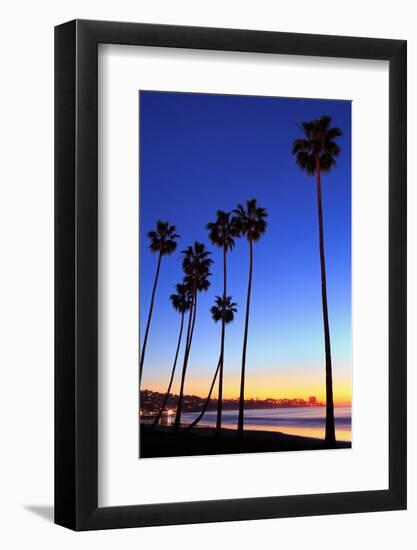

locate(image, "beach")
[[140, 424, 351, 458], [140, 405, 352, 456]]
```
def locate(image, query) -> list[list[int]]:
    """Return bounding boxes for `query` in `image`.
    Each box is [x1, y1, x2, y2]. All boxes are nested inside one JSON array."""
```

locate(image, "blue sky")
[[139, 91, 352, 402]]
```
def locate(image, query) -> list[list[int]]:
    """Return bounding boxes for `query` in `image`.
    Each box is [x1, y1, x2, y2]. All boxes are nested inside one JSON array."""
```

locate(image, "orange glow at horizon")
[[143, 370, 352, 406]]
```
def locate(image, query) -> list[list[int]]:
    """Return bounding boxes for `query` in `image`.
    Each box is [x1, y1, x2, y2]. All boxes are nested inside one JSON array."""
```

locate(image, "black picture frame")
[[55, 19, 407, 531]]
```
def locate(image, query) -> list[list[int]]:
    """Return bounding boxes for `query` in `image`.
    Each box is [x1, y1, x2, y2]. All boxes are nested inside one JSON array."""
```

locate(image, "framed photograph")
[[55, 19, 406, 530]]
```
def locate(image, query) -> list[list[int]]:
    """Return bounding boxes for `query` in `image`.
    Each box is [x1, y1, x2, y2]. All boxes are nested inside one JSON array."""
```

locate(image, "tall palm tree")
[[234, 199, 268, 436], [210, 296, 238, 435], [173, 242, 212, 430], [152, 283, 192, 428], [207, 211, 239, 434], [292, 114, 342, 446], [140, 220, 179, 379]]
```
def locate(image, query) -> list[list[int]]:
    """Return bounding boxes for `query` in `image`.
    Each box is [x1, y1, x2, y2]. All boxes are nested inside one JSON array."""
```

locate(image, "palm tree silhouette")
[[292, 114, 342, 446], [234, 199, 267, 436], [210, 295, 238, 435], [185, 296, 237, 433], [173, 242, 212, 430], [207, 211, 239, 434], [152, 283, 192, 428], [140, 220, 179, 379]]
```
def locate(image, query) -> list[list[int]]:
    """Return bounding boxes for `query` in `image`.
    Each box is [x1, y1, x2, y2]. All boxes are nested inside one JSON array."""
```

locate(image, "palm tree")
[[292, 114, 342, 446], [234, 199, 268, 436], [152, 283, 192, 428], [210, 296, 238, 435], [185, 296, 237, 431], [140, 220, 179, 379], [173, 242, 212, 430], [207, 211, 239, 434]]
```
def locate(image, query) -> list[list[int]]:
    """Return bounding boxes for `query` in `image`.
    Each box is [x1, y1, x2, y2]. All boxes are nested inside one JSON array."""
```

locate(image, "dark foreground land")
[[140, 424, 351, 458]]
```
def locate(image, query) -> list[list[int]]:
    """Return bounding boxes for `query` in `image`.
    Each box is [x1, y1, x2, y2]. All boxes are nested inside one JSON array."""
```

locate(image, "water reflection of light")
[[180, 407, 352, 442], [139, 409, 176, 427], [218, 422, 352, 442]]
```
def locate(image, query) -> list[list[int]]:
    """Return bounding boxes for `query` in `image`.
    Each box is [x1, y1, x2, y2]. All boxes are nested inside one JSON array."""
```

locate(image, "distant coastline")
[[140, 388, 327, 415]]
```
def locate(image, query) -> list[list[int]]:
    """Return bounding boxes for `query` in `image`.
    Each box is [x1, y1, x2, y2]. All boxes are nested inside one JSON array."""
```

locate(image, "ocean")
[[179, 406, 352, 441]]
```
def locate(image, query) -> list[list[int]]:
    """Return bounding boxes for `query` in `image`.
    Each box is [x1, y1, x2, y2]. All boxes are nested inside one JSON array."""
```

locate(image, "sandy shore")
[[140, 424, 351, 458]]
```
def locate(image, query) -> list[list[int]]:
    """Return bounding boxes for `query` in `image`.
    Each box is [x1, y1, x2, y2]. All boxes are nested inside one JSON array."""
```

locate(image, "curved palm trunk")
[[316, 157, 336, 445], [237, 238, 253, 436], [151, 312, 185, 429], [173, 288, 198, 430], [139, 251, 162, 380], [184, 355, 221, 431], [216, 245, 227, 435]]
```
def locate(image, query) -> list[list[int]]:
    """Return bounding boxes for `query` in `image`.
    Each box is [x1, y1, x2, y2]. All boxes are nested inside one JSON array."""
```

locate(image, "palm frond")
[[147, 220, 179, 255], [210, 295, 238, 323], [292, 115, 342, 177], [207, 210, 238, 251], [181, 242, 212, 292], [233, 199, 268, 242], [169, 281, 192, 313]]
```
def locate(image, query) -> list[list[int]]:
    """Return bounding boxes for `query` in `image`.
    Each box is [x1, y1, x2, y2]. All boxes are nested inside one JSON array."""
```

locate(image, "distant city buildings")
[[139, 389, 324, 416]]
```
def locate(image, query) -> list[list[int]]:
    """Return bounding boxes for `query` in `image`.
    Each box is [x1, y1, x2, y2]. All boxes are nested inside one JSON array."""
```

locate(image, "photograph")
[[0, 0, 409, 542], [139, 90, 352, 459]]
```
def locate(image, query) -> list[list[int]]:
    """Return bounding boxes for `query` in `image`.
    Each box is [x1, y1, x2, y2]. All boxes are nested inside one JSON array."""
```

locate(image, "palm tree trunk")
[[237, 238, 253, 436], [315, 157, 336, 446], [173, 287, 197, 431], [216, 245, 227, 435], [139, 251, 162, 380], [188, 291, 198, 353], [184, 355, 221, 431], [151, 312, 185, 429]]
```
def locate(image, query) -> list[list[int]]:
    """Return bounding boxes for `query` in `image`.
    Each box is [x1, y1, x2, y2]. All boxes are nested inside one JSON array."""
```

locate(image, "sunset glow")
[[139, 91, 352, 455], [142, 370, 352, 406]]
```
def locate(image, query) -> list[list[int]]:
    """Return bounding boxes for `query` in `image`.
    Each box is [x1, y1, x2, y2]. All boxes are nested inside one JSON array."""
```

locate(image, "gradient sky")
[[139, 91, 352, 404]]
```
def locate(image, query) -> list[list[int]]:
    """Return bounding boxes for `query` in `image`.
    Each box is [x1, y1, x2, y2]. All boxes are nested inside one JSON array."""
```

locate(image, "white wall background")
[[0, 0, 414, 547]]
